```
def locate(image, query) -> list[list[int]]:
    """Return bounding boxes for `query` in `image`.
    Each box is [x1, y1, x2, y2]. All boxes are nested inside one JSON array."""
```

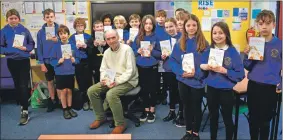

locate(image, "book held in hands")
[[45, 27, 55, 40], [13, 34, 24, 47], [95, 31, 104, 41], [104, 26, 112, 32], [160, 40, 172, 56], [75, 34, 85, 47], [129, 28, 139, 41], [248, 37, 265, 61], [61, 44, 72, 59], [140, 41, 151, 57], [208, 48, 224, 68], [182, 53, 195, 73], [103, 69, 116, 86]]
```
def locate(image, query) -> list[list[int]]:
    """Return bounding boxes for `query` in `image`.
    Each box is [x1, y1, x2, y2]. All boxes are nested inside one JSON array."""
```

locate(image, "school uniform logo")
[[224, 57, 231, 66], [271, 49, 279, 58]]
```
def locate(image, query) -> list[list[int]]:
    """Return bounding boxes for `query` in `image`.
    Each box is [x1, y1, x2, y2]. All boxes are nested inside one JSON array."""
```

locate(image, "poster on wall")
[[173, 0, 192, 13], [198, 0, 214, 10], [155, 1, 174, 18]]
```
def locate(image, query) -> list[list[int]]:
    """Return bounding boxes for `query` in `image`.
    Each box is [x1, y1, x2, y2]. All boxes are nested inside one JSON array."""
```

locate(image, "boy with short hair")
[[113, 15, 129, 43], [126, 14, 141, 45], [37, 8, 59, 112], [243, 10, 282, 140]]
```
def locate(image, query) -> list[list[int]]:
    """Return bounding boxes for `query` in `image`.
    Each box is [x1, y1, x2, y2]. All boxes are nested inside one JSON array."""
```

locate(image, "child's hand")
[[17, 46, 27, 51], [126, 40, 131, 45], [40, 64, 48, 73], [182, 69, 195, 78], [149, 45, 153, 51], [244, 45, 250, 55], [71, 57, 75, 63], [211, 66, 227, 74], [161, 54, 167, 60], [58, 58, 64, 64], [51, 37, 58, 42], [101, 41, 106, 46], [93, 40, 99, 47], [200, 64, 210, 71], [138, 48, 143, 55]]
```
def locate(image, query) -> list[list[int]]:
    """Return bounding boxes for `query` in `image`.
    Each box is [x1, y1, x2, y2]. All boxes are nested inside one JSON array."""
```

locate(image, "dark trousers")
[[178, 81, 204, 132], [75, 59, 93, 102], [92, 66, 100, 84], [163, 72, 182, 110], [138, 65, 158, 108], [7, 58, 31, 110], [207, 86, 234, 140], [247, 80, 278, 140]]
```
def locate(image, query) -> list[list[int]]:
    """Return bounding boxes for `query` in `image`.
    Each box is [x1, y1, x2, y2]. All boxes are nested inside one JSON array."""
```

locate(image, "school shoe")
[[175, 111, 185, 127], [111, 123, 127, 134], [46, 98, 56, 112], [191, 133, 200, 140], [89, 119, 107, 129], [139, 111, 148, 122], [19, 110, 30, 125], [181, 132, 193, 140], [83, 102, 90, 111], [163, 110, 176, 122], [63, 109, 72, 119], [68, 108, 78, 117], [147, 112, 156, 123]]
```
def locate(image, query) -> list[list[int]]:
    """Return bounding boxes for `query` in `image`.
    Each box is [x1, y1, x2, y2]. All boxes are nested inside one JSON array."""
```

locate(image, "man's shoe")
[[111, 123, 127, 134], [19, 110, 29, 125], [89, 119, 106, 129], [163, 110, 176, 122]]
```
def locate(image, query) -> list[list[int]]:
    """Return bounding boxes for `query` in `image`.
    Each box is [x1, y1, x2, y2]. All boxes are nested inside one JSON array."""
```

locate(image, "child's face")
[[114, 21, 125, 29], [103, 18, 111, 26], [44, 13, 55, 25], [156, 16, 166, 25], [177, 19, 184, 31], [185, 19, 197, 37], [144, 19, 153, 33], [59, 32, 69, 42], [93, 23, 104, 32], [7, 15, 20, 27], [165, 21, 177, 36], [212, 26, 226, 45], [129, 19, 140, 28], [257, 19, 275, 37], [76, 23, 85, 33]]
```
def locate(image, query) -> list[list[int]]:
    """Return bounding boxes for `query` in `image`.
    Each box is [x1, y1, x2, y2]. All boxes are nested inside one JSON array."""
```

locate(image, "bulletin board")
[[0, 0, 92, 49], [192, 1, 251, 52]]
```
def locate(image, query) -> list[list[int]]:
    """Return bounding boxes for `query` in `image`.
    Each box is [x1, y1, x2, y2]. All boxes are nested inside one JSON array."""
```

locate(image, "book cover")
[[208, 48, 225, 68], [103, 69, 116, 86], [140, 41, 151, 57], [116, 29, 123, 41], [75, 34, 85, 46], [248, 37, 265, 61], [13, 34, 25, 47], [104, 26, 112, 32], [95, 31, 104, 41], [45, 27, 55, 40], [61, 44, 72, 59], [129, 28, 139, 41], [160, 40, 172, 56], [182, 53, 195, 73]]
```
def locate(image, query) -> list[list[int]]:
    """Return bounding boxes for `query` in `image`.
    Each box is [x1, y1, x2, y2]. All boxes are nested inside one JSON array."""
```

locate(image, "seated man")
[[87, 29, 138, 134]]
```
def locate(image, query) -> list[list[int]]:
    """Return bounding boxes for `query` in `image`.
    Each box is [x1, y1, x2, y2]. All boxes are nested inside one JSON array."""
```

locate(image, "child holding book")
[[126, 14, 141, 45], [170, 14, 208, 139], [161, 18, 184, 126], [50, 25, 81, 119], [200, 22, 245, 140], [87, 20, 109, 84], [0, 9, 35, 125], [113, 15, 129, 43], [243, 10, 282, 140], [69, 18, 93, 111], [132, 15, 161, 123], [37, 9, 59, 112]]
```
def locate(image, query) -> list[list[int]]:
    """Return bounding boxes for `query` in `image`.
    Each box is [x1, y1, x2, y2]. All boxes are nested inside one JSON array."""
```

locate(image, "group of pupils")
[[0, 7, 281, 140]]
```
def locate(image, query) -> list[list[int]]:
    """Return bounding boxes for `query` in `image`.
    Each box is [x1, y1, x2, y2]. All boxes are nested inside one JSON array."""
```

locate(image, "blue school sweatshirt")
[[243, 37, 282, 90], [201, 45, 245, 89], [37, 23, 59, 64], [69, 32, 91, 59], [132, 33, 161, 67], [155, 23, 168, 41], [170, 37, 208, 88], [123, 29, 129, 43], [0, 24, 35, 59], [50, 41, 80, 75], [163, 32, 182, 72]]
